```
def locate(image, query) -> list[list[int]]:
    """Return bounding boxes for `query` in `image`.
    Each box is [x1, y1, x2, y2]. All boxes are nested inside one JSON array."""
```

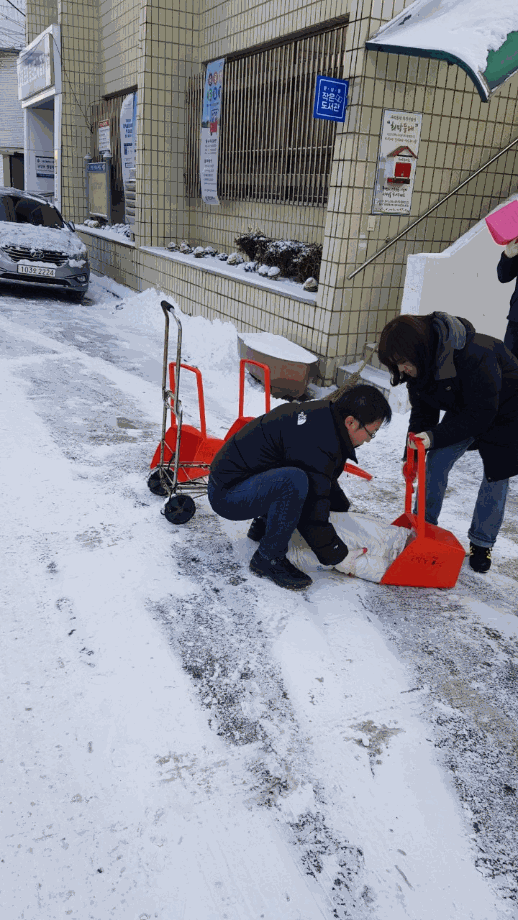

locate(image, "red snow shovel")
[[381, 435, 465, 588]]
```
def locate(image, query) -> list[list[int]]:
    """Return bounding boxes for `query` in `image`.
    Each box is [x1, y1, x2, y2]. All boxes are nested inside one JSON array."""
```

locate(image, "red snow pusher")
[[381, 435, 465, 588], [148, 300, 272, 524]]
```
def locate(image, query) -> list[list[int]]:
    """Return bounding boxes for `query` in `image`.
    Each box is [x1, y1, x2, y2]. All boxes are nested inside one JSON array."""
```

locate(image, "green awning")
[[366, 0, 518, 102]]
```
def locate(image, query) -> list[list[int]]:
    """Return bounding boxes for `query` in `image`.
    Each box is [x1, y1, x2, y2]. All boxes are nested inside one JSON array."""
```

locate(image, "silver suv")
[[0, 188, 90, 303]]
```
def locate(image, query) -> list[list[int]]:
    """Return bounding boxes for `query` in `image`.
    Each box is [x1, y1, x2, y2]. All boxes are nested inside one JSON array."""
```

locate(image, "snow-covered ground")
[[1, 274, 518, 920]]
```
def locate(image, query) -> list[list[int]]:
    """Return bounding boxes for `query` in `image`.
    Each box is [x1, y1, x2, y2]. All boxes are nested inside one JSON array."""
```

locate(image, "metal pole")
[[103, 153, 112, 224], [84, 154, 92, 218], [347, 134, 518, 280]]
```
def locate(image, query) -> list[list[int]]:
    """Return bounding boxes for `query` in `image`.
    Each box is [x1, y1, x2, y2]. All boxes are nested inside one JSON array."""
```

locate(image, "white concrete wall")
[[400, 199, 518, 341]]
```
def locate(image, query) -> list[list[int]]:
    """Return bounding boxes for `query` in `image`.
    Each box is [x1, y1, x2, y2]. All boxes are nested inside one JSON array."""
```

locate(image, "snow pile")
[[372, 0, 518, 76], [92, 282, 286, 430], [0, 222, 87, 255]]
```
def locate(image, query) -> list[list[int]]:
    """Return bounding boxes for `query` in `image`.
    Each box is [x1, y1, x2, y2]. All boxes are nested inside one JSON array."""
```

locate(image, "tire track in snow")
[[150, 503, 376, 920]]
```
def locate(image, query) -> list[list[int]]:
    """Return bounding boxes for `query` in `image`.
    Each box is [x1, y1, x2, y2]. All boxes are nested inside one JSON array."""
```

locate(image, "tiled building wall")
[[316, 0, 518, 379], [185, 0, 345, 269], [64, 0, 518, 383], [134, 0, 199, 250], [99, 0, 140, 94], [78, 228, 326, 358], [0, 54, 24, 147], [59, 0, 101, 223], [26, 0, 57, 43]]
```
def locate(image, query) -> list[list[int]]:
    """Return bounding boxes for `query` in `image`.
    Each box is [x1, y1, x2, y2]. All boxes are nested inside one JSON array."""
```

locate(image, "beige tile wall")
[[60, 0, 518, 383], [59, 0, 102, 223], [316, 0, 518, 380], [26, 0, 57, 44], [134, 0, 200, 250], [99, 0, 140, 94]]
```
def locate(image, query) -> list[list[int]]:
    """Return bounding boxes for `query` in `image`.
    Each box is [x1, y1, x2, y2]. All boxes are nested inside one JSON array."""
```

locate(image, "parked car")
[[0, 187, 90, 303]]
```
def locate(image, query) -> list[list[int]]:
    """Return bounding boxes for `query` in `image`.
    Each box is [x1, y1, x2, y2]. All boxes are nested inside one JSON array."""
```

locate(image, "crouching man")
[[207, 384, 392, 591]]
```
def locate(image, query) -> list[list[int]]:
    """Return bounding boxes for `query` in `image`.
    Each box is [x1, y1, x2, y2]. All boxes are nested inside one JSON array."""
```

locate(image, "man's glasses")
[[359, 424, 377, 439]]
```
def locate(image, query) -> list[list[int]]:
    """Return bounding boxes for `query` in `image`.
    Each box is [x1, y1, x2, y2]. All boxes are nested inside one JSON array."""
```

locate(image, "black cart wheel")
[[148, 468, 172, 496], [163, 494, 196, 524]]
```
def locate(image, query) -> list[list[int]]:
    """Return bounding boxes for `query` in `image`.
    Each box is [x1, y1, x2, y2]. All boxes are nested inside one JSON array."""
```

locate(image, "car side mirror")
[[67, 220, 75, 231]]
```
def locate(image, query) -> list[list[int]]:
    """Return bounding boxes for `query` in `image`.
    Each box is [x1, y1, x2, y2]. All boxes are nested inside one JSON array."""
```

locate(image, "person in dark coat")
[[378, 311, 518, 573], [208, 384, 392, 590], [497, 236, 518, 360]]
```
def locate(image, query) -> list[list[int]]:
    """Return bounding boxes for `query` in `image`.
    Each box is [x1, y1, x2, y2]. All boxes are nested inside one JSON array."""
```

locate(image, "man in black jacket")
[[378, 311, 518, 573], [497, 236, 518, 360], [208, 384, 392, 590]]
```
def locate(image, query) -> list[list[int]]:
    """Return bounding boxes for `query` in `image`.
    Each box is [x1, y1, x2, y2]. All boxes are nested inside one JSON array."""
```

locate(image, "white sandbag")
[[287, 511, 410, 583]]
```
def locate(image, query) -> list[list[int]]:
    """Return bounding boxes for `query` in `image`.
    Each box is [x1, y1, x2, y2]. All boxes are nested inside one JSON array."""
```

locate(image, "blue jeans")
[[415, 437, 509, 548], [207, 467, 309, 560], [504, 320, 518, 361]]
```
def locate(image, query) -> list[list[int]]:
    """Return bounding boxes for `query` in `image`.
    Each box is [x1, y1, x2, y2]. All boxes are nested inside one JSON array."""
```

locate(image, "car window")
[[0, 195, 65, 229]]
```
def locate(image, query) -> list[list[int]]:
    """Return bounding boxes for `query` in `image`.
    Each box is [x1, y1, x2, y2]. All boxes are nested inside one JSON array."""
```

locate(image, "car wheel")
[[68, 291, 86, 304]]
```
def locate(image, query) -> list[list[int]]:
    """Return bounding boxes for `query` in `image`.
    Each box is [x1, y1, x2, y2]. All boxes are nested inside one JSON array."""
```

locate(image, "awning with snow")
[[365, 0, 518, 102]]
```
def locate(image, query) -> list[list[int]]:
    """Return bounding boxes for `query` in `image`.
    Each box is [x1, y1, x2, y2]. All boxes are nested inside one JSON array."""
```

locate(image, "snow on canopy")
[[366, 0, 518, 101]]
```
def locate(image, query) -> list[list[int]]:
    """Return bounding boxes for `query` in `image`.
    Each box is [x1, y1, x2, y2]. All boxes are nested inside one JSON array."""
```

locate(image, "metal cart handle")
[[238, 359, 272, 418], [169, 363, 207, 439]]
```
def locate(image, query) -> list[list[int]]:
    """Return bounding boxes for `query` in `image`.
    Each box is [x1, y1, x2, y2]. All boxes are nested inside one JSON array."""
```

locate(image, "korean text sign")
[[200, 59, 225, 205], [313, 76, 349, 122]]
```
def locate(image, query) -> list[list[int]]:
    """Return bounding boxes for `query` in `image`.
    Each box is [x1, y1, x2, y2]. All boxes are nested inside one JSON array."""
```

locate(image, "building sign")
[[87, 161, 110, 220], [200, 58, 224, 206], [372, 110, 422, 215], [17, 32, 53, 100], [313, 75, 349, 122], [35, 155, 55, 179], [120, 92, 137, 186], [98, 120, 111, 156]]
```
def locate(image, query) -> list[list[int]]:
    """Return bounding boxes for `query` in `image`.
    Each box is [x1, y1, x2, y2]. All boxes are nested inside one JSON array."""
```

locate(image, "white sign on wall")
[[98, 120, 111, 156], [120, 92, 137, 186], [372, 110, 422, 215], [200, 58, 224, 206], [35, 155, 55, 179]]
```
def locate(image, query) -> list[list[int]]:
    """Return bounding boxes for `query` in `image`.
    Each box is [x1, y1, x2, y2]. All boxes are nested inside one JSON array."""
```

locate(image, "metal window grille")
[[185, 23, 348, 206]]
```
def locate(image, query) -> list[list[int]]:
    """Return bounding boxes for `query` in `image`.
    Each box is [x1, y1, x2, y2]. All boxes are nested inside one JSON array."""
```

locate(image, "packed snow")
[[1, 273, 517, 920]]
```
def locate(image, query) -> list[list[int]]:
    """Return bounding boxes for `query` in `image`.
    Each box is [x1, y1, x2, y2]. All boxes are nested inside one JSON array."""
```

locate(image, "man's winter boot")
[[469, 542, 492, 573], [249, 548, 312, 590], [247, 516, 267, 541]]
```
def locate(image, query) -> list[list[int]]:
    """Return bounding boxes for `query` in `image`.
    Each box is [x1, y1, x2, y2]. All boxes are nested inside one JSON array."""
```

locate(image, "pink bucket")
[[485, 200, 518, 245]]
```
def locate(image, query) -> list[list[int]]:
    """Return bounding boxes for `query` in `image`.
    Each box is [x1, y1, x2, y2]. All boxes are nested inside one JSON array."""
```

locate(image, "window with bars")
[[185, 22, 349, 206]]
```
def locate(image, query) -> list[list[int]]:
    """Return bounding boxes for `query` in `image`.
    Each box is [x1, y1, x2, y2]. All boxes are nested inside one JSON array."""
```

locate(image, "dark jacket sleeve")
[[407, 389, 441, 436], [296, 469, 348, 566], [428, 352, 501, 451], [329, 478, 350, 512], [497, 252, 518, 284]]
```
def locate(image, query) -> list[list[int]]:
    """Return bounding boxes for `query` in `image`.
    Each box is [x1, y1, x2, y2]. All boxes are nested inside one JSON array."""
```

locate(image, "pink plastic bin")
[[485, 200, 518, 245]]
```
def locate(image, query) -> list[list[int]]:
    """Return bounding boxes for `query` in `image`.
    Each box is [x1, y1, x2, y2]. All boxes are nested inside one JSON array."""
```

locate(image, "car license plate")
[[18, 265, 56, 277]]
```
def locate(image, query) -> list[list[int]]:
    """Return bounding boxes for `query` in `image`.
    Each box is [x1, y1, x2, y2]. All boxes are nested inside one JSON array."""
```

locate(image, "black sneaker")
[[247, 516, 267, 541], [249, 548, 312, 590], [469, 543, 492, 573]]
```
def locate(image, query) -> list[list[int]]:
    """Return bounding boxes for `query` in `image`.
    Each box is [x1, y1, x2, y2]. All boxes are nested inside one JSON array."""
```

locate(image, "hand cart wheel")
[[162, 494, 196, 524]]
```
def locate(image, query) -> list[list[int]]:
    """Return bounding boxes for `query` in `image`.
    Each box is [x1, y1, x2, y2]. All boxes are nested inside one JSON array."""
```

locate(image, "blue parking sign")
[[313, 75, 349, 122]]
